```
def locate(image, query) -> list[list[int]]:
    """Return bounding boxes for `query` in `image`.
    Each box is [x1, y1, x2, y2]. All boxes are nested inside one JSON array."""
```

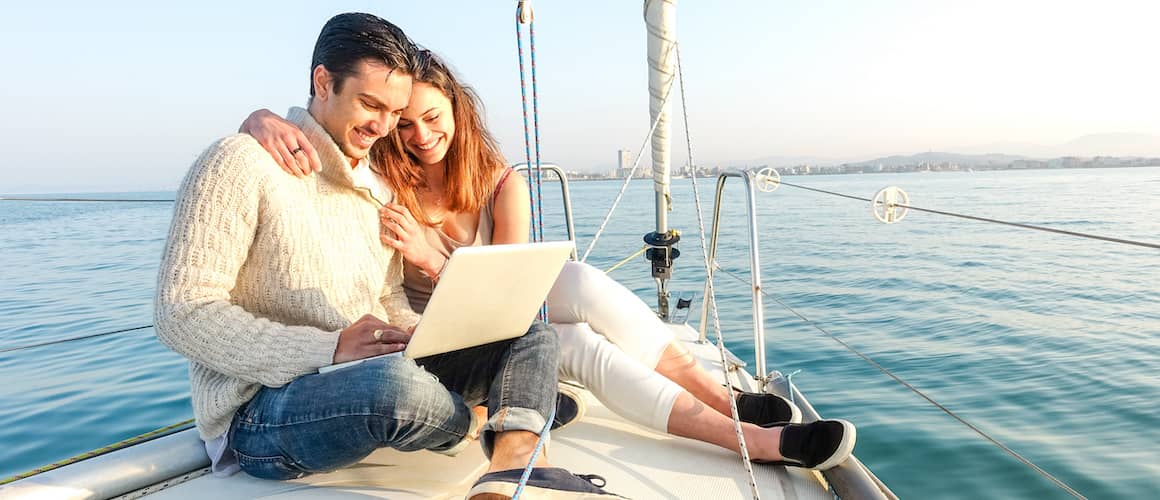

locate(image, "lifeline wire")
[[712, 263, 1087, 499], [0, 197, 173, 202], [675, 42, 762, 500], [775, 180, 1160, 251], [0, 325, 153, 354]]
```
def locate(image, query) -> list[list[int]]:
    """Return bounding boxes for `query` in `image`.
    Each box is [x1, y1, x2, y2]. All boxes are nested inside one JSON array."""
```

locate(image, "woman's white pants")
[[547, 261, 683, 432]]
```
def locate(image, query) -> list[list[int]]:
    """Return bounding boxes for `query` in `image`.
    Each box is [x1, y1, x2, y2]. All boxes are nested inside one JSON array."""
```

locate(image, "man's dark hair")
[[310, 13, 416, 97]]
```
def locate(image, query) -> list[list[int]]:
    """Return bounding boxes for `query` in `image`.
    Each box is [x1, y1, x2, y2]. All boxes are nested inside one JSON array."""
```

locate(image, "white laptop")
[[319, 240, 574, 373]]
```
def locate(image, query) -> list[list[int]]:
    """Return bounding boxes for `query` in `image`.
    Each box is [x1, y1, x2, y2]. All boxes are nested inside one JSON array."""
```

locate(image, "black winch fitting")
[[643, 229, 681, 280]]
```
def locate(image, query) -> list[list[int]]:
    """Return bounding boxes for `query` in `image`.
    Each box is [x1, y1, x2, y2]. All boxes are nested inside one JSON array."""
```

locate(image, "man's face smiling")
[[311, 59, 412, 166]]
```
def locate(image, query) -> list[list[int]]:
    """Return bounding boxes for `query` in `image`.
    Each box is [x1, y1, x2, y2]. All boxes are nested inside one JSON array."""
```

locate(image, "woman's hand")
[[380, 203, 445, 277], [240, 109, 321, 177]]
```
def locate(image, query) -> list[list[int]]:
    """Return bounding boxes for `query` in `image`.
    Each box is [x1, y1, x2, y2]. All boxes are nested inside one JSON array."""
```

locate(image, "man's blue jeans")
[[228, 321, 559, 480]]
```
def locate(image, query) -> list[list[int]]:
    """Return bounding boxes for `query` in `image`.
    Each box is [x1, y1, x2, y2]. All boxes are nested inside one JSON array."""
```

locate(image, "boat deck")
[[4, 324, 854, 499], [140, 394, 831, 499], [136, 325, 834, 499]]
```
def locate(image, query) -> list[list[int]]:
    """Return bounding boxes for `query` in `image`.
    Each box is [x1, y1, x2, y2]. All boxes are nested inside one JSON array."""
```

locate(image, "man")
[[155, 13, 618, 498]]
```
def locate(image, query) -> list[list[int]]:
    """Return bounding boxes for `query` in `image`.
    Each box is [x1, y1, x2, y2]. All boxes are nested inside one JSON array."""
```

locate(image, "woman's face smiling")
[[397, 83, 454, 166]]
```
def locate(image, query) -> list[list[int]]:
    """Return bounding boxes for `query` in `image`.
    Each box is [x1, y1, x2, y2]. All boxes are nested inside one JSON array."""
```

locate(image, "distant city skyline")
[[560, 149, 1159, 182], [2, 1, 1159, 193]]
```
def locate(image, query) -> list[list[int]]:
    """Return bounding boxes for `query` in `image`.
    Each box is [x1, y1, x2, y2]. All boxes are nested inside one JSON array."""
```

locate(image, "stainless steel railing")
[[698, 170, 770, 383], [513, 163, 577, 260]]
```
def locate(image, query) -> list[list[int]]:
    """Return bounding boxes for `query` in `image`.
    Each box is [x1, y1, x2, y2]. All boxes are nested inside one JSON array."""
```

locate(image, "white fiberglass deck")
[[135, 325, 833, 499], [3, 325, 846, 500], [139, 398, 832, 500]]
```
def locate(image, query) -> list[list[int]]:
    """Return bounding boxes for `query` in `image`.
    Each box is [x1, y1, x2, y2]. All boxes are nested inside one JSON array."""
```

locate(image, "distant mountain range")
[[846, 152, 1027, 168], [957, 133, 1160, 159], [734, 133, 1160, 169]]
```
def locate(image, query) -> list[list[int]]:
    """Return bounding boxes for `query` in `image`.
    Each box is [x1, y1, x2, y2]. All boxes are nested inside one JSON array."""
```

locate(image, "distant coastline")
[[560, 156, 1160, 181]]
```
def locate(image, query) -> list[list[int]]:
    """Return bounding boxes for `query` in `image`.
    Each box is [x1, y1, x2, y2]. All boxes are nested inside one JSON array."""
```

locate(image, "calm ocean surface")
[[1, 167, 1157, 498]]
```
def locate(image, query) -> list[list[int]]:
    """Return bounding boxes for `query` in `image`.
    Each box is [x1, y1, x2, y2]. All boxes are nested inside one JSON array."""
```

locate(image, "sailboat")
[[0, 2, 894, 499]]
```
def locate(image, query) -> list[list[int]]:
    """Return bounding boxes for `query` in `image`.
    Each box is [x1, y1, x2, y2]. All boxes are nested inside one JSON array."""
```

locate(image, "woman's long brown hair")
[[370, 49, 507, 225]]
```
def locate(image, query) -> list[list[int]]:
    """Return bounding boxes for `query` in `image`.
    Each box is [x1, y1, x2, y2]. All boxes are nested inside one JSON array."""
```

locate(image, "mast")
[[645, 0, 675, 232], [643, 0, 680, 319]]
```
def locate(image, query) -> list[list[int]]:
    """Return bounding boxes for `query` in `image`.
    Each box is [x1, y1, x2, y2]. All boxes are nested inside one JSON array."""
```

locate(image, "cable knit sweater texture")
[[155, 107, 420, 440]]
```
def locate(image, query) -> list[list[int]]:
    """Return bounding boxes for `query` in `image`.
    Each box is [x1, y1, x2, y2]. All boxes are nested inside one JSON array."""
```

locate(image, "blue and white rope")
[[676, 42, 762, 499], [511, 394, 558, 500], [516, 0, 549, 320], [515, 1, 546, 245]]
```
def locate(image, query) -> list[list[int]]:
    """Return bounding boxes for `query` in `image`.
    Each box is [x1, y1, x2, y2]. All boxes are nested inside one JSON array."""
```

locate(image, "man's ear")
[[312, 65, 332, 101]]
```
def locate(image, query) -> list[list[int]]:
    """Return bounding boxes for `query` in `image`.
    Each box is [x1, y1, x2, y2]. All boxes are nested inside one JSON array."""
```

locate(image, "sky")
[[1, 0, 1158, 193]]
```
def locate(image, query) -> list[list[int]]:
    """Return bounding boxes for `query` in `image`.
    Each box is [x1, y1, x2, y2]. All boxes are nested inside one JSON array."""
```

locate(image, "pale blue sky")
[[1, 1, 1157, 193]]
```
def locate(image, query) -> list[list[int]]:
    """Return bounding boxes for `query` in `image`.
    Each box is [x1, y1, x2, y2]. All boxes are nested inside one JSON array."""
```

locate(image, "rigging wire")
[[775, 180, 1160, 251], [711, 263, 1087, 500], [675, 42, 762, 500], [6, 184, 1154, 254], [0, 325, 153, 354], [579, 50, 679, 263]]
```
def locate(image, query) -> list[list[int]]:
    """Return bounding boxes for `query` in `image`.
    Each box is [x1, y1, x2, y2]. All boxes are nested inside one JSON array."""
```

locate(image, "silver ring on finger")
[[290, 147, 304, 155], [373, 329, 384, 341]]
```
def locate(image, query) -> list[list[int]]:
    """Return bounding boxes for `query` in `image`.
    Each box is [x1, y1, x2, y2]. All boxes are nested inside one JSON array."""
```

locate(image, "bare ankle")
[[488, 430, 550, 472], [748, 424, 784, 461]]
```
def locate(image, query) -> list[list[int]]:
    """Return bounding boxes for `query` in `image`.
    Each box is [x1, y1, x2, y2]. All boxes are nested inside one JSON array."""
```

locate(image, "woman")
[[242, 49, 854, 470]]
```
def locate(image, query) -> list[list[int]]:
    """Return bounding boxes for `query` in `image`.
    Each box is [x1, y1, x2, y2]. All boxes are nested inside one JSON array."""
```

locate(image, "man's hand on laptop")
[[334, 314, 411, 364]]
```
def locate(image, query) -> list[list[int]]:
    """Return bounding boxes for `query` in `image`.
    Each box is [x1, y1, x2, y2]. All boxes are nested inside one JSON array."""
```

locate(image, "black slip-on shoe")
[[735, 391, 802, 426], [467, 467, 626, 499], [551, 384, 586, 431], [755, 419, 856, 471]]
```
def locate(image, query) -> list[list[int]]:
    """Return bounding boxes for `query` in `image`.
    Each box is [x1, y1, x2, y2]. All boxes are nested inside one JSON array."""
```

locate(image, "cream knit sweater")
[[155, 107, 419, 440]]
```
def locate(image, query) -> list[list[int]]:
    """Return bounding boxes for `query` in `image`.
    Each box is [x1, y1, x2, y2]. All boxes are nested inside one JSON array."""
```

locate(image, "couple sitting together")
[[155, 12, 856, 499]]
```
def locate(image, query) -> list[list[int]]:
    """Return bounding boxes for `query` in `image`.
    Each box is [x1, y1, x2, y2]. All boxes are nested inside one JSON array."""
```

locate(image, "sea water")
[[1, 168, 1157, 499]]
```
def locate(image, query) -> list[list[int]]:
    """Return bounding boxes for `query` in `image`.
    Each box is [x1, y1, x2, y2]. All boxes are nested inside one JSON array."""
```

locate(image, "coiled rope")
[[675, 42, 762, 500], [711, 263, 1086, 499]]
